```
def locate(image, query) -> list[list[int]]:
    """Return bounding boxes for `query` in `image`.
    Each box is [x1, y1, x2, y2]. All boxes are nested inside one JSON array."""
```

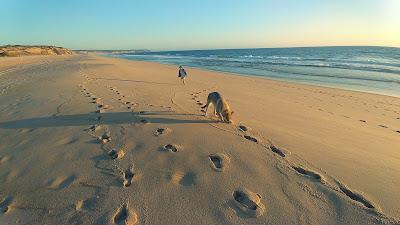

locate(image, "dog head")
[[223, 110, 234, 123]]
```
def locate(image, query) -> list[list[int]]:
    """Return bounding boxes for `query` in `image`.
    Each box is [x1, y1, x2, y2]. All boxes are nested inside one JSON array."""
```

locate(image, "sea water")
[[111, 46, 400, 97]]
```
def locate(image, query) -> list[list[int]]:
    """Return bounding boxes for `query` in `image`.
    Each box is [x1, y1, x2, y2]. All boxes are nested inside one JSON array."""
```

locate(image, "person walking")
[[178, 66, 187, 85]]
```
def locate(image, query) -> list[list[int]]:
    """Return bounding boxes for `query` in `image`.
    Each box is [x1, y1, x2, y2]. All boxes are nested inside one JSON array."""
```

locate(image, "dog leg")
[[204, 102, 210, 116], [218, 112, 224, 122]]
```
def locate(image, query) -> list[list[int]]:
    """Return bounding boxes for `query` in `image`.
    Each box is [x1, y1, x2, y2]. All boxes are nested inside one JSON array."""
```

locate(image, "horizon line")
[[72, 45, 400, 52], [3, 44, 399, 52]]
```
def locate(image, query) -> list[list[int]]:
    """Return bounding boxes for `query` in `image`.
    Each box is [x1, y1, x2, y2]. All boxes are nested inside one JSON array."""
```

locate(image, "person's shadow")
[[0, 111, 217, 129], [96, 77, 175, 85]]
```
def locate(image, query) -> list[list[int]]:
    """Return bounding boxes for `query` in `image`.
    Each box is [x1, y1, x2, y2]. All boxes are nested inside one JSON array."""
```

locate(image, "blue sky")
[[1, 0, 399, 50]]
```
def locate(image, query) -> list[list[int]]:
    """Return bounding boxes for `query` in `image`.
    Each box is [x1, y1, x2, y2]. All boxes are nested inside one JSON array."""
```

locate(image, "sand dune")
[[0, 54, 399, 224], [0, 45, 73, 57]]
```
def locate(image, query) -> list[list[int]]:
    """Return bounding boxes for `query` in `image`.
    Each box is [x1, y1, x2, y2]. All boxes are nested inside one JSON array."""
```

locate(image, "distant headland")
[[0, 45, 74, 57]]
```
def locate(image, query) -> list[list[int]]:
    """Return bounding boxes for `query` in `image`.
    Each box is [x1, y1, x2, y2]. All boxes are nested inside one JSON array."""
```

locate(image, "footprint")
[[378, 125, 388, 128], [209, 153, 230, 172], [180, 172, 196, 186], [269, 145, 286, 157], [0, 196, 12, 214], [196, 102, 203, 106], [232, 189, 265, 217], [154, 127, 171, 136], [339, 184, 375, 209], [98, 131, 111, 144], [292, 166, 322, 181], [108, 148, 125, 160], [244, 135, 258, 143], [88, 124, 100, 132], [139, 119, 150, 124], [359, 120, 367, 123], [162, 144, 179, 152], [396, 130, 400, 133], [170, 171, 196, 186], [123, 165, 135, 187], [113, 204, 138, 225], [96, 109, 105, 113], [238, 125, 249, 132]]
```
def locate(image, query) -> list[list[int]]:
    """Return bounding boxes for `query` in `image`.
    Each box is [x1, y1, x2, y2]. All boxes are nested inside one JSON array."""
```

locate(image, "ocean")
[[109, 46, 400, 97]]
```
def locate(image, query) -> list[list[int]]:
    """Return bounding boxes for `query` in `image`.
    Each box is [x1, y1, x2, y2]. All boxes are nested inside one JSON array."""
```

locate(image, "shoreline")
[[105, 53, 400, 99], [105, 46, 400, 99]]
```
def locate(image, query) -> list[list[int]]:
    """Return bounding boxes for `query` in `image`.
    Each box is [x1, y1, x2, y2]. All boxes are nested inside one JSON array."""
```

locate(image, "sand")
[[0, 54, 399, 225]]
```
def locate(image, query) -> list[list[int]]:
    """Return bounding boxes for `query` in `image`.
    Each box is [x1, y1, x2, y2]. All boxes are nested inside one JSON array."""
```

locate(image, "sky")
[[1, 0, 399, 50]]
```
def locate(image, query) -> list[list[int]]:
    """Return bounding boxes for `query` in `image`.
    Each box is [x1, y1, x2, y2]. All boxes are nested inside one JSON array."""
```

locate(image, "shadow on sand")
[[0, 111, 216, 129], [96, 77, 175, 85]]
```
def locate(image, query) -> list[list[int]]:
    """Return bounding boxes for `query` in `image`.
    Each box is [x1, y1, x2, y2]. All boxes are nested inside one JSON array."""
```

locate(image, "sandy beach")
[[0, 54, 399, 225]]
